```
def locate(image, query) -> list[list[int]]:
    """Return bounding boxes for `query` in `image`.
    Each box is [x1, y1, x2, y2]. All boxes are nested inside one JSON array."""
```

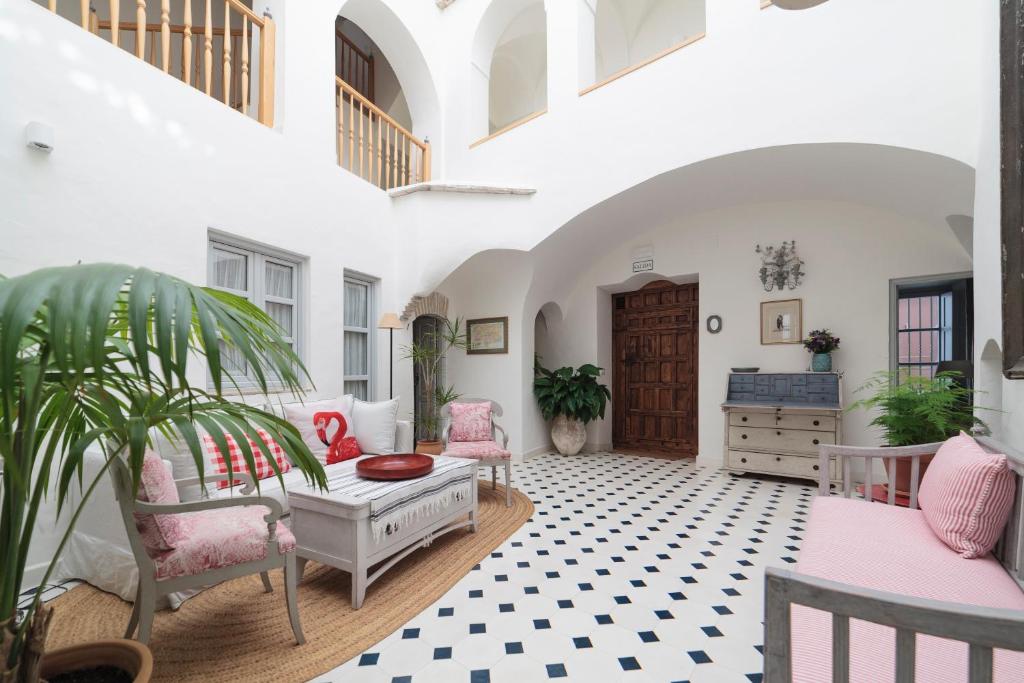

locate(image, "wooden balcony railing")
[[45, 0, 275, 126], [336, 30, 373, 103], [336, 77, 431, 190]]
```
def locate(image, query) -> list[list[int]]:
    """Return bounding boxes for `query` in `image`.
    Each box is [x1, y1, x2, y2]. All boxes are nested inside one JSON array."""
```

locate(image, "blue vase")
[[812, 353, 832, 373]]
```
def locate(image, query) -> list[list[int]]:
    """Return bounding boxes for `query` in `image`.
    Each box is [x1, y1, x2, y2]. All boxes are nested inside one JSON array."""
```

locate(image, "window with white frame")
[[343, 272, 376, 400], [208, 238, 302, 385]]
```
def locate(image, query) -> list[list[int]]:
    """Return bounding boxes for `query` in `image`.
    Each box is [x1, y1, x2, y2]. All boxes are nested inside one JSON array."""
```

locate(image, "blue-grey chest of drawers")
[[721, 372, 843, 484]]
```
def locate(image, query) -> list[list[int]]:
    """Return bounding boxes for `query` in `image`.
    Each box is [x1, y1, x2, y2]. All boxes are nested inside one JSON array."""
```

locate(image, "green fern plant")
[[533, 362, 611, 424], [848, 370, 986, 446]]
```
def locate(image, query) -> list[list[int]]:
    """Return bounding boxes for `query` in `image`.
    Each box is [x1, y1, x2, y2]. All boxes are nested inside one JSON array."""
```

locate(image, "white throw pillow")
[[351, 398, 400, 455], [283, 396, 355, 464]]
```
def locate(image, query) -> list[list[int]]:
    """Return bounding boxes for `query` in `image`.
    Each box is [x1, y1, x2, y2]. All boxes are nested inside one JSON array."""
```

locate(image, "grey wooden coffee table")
[[287, 456, 478, 609]]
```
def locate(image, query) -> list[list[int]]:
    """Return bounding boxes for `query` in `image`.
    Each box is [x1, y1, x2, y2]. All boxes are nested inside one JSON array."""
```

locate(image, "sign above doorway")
[[631, 245, 654, 274]]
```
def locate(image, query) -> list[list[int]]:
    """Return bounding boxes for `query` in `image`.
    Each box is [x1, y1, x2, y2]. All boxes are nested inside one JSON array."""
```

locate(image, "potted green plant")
[[803, 329, 840, 372], [403, 318, 466, 455], [0, 264, 326, 683], [533, 362, 612, 455], [849, 370, 986, 494]]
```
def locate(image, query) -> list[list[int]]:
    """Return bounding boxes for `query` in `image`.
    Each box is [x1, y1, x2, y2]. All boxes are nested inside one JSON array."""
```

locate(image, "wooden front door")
[[612, 281, 698, 455]]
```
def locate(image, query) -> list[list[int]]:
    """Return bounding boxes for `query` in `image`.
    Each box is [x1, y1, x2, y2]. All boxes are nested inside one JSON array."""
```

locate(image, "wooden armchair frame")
[[109, 457, 304, 645], [441, 398, 513, 507]]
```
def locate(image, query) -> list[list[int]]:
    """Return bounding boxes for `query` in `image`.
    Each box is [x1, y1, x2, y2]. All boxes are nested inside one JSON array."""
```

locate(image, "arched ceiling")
[[529, 143, 975, 292]]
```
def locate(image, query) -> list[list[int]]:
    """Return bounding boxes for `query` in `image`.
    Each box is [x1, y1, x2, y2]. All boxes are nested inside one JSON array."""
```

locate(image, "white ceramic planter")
[[551, 415, 586, 455]]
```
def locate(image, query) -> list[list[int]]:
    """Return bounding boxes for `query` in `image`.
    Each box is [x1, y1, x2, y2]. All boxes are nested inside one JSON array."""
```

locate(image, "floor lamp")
[[377, 312, 403, 399]]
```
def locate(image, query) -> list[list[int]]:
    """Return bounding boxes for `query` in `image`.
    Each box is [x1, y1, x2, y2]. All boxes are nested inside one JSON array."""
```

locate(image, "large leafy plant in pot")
[[849, 370, 986, 495], [533, 362, 611, 455], [0, 264, 327, 683]]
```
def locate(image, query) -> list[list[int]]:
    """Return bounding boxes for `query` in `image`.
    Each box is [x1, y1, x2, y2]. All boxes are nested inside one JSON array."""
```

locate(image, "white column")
[[544, 0, 581, 111], [577, 0, 596, 90]]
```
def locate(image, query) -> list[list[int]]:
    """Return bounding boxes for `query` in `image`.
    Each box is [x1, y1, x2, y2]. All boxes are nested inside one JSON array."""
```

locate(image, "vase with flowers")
[[804, 329, 840, 372]]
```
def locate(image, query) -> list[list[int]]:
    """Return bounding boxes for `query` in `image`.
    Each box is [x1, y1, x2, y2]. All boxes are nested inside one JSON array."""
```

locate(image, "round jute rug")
[[46, 482, 533, 683]]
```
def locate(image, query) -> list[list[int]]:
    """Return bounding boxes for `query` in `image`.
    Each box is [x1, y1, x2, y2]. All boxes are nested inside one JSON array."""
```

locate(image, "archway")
[[589, 0, 706, 87], [979, 338, 1004, 435], [470, 0, 547, 140], [335, 0, 442, 184]]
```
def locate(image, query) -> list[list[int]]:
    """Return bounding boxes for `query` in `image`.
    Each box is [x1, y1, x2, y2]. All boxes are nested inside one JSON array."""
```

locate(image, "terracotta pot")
[[551, 415, 586, 456], [40, 640, 152, 683], [416, 440, 443, 455], [883, 452, 935, 496]]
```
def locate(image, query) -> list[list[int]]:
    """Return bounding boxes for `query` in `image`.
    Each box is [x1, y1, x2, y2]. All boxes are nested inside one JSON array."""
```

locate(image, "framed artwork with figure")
[[761, 299, 802, 345], [467, 317, 509, 354]]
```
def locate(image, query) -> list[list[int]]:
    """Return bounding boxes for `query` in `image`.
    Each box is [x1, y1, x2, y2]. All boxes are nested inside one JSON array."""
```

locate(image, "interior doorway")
[[612, 280, 699, 456]]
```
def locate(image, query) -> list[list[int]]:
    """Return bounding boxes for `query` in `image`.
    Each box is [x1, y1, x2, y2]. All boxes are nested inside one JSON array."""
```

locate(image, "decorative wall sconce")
[[756, 241, 805, 292]]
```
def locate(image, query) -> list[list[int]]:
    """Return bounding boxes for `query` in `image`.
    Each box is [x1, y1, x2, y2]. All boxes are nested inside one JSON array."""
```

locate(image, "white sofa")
[[55, 402, 413, 606]]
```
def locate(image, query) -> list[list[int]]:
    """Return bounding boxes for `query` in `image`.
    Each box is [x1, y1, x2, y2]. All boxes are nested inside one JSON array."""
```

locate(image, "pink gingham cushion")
[[918, 432, 1015, 559], [203, 429, 292, 490]]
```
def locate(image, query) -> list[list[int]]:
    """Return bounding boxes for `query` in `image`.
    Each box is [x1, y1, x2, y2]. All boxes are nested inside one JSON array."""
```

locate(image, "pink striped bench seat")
[[792, 496, 1024, 682]]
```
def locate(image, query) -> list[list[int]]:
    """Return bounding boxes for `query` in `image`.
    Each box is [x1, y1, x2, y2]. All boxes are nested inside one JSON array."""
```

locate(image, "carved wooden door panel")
[[612, 281, 698, 455]]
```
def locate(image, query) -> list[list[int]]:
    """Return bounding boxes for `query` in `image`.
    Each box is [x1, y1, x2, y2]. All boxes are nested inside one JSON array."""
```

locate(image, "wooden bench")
[[764, 436, 1024, 683]]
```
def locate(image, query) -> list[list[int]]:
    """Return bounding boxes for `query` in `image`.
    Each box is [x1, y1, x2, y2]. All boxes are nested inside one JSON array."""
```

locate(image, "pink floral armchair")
[[110, 452, 304, 645], [441, 399, 513, 507]]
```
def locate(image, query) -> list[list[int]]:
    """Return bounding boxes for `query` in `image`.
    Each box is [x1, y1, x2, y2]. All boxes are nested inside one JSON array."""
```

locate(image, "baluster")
[[376, 115, 383, 188], [968, 644, 993, 683], [81, 0, 89, 29], [182, 0, 192, 85], [887, 457, 897, 505], [864, 456, 873, 502], [400, 134, 407, 187], [49, 0, 56, 12], [422, 140, 431, 182], [135, 0, 146, 59], [348, 90, 355, 172], [895, 629, 916, 683], [385, 123, 391, 191], [832, 614, 849, 683], [342, 89, 350, 167], [204, 0, 213, 95], [240, 18, 249, 115], [110, 0, 120, 48], [358, 100, 364, 178], [909, 455, 920, 510], [160, 0, 170, 73], [222, 2, 231, 105], [148, 28, 156, 64], [391, 125, 398, 189], [89, 6, 99, 34]]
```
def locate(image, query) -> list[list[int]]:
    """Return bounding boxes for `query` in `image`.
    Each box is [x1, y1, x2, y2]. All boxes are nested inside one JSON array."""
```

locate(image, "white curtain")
[[265, 261, 293, 298], [344, 280, 368, 328], [211, 248, 247, 291]]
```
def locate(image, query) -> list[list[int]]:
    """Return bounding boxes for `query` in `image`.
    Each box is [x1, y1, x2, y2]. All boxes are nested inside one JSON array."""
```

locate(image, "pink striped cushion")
[[918, 432, 1015, 559]]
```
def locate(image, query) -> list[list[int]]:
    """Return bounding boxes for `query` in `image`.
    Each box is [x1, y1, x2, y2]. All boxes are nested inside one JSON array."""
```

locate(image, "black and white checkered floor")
[[312, 452, 815, 683]]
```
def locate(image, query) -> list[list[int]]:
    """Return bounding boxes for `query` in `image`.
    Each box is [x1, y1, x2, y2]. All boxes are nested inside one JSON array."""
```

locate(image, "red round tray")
[[356, 454, 434, 480]]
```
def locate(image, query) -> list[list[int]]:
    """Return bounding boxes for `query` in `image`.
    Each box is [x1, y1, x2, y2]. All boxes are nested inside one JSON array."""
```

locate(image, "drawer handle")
[[813, 420, 820, 426], [813, 439, 820, 445], [775, 456, 782, 462], [741, 457, 747, 464], [741, 416, 748, 422], [742, 434, 748, 440], [776, 431, 782, 436], [813, 465, 820, 471]]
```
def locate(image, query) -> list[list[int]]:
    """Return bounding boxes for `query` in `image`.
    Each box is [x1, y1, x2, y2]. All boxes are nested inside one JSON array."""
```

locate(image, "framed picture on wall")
[[467, 317, 509, 354], [760, 299, 803, 345]]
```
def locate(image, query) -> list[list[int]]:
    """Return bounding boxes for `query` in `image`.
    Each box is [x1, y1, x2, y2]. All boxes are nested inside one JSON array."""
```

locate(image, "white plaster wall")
[[438, 201, 973, 465], [0, 0, 410, 585], [972, 0, 1024, 451]]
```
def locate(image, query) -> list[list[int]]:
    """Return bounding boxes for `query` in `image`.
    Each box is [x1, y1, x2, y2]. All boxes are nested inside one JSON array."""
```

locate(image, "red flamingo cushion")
[[314, 411, 362, 464]]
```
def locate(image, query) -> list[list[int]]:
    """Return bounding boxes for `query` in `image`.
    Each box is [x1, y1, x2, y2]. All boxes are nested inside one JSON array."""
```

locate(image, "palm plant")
[[403, 318, 465, 442], [0, 264, 327, 682]]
